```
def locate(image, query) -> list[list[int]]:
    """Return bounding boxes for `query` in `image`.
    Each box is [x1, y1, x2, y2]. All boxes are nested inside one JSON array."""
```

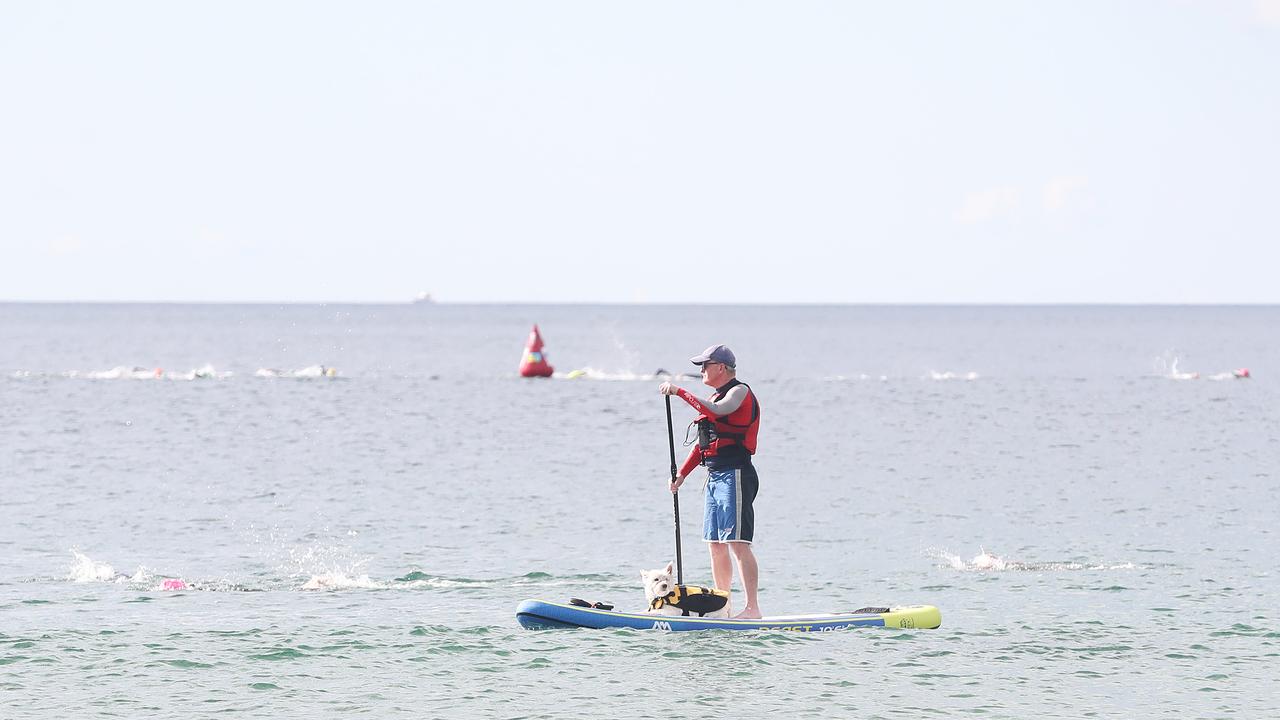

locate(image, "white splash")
[[932, 547, 1137, 572], [927, 371, 980, 381], [1154, 352, 1199, 380], [398, 576, 475, 589], [255, 365, 338, 378], [300, 572, 381, 590], [969, 548, 1007, 571], [1158, 356, 1250, 382], [81, 366, 163, 380], [1168, 357, 1199, 380], [554, 367, 693, 382], [1207, 368, 1251, 381], [284, 541, 377, 590], [162, 364, 232, 381], [934, 547, 1007, 571], [64, 365, 231, 381], [68, 550, 119, 582]]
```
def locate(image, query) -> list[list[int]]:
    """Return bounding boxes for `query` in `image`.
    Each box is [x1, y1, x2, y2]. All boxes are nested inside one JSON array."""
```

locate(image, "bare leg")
[[728, 542, 761, 619], [708, 542, 734, 613]]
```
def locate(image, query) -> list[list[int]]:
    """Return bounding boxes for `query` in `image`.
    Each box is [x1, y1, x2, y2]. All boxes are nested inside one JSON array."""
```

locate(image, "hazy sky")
[[2, 1, 1277, 303]]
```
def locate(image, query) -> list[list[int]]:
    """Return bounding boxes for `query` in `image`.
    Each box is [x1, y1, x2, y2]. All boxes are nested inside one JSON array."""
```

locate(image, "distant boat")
[[413, 292, 435, 304]]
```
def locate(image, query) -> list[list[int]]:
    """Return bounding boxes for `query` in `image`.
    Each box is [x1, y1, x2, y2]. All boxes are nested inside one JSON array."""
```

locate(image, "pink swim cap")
[[161, 578, 188, 591]]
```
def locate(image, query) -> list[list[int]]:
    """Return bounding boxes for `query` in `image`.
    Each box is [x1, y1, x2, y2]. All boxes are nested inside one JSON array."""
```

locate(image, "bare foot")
[[732, 608, 762, 619]]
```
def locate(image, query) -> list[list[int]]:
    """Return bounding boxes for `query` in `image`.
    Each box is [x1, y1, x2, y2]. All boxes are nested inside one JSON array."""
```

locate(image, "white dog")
[[641, 561, 730, 618]]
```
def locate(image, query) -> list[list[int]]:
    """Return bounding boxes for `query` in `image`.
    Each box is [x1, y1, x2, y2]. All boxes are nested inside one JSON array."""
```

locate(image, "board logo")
[[652, 621, 672, 631]]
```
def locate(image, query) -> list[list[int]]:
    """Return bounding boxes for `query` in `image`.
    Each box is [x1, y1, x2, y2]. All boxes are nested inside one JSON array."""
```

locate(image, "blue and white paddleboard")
[[515, 599, 941, 632]]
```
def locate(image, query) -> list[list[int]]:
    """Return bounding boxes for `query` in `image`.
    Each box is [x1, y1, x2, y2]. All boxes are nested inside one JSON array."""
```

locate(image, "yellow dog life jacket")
[[650, 585, 730, 617]]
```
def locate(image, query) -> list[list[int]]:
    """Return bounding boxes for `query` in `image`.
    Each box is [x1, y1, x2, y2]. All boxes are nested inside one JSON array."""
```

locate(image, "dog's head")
[[640, 561, 676, 602]]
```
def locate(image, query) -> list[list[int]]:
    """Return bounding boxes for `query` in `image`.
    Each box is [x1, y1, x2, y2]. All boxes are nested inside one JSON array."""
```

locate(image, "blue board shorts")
[[703, 463, 759, 543]]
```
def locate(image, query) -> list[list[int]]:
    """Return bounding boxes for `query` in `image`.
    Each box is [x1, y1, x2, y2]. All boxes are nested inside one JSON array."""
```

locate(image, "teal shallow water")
[[4, 580, 1276, 717], [2, 304, 1278, 716]]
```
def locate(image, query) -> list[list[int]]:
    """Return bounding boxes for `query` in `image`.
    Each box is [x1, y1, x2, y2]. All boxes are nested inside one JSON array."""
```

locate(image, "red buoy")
[[519, 324, 555, 378]]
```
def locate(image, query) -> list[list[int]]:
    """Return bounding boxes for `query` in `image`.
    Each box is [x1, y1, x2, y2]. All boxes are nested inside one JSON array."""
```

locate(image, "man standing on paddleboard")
[[659, 344, 763, 619]]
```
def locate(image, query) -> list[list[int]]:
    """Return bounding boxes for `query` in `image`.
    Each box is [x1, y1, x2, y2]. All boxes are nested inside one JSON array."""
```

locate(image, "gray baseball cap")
[[690, 344, 736, 368]]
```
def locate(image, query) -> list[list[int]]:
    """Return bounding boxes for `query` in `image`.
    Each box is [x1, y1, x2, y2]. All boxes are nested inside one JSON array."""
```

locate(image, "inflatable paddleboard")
[[516, 599, 941, 632]]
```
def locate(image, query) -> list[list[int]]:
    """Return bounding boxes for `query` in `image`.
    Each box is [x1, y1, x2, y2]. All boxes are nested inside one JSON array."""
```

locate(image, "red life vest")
[[697, 380, 760, 461]]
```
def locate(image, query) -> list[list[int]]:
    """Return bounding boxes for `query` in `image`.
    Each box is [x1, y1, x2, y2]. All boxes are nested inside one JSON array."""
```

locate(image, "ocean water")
[[1, 303, 1277, 718]]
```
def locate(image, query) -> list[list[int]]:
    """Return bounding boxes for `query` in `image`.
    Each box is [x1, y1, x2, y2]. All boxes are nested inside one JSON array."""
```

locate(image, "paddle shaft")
[[665, 395, 684, 585]]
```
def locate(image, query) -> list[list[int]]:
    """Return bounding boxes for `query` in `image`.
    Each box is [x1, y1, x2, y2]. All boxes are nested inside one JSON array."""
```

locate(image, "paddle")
[[665, 395, 684, 586]]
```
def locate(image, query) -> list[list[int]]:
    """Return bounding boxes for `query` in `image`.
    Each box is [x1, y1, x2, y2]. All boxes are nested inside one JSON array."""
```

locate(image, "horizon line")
[[3, 299, 1280, 307]]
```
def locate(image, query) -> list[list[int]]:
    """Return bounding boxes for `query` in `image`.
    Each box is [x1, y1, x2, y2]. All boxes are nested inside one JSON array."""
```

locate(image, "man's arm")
[[669, 446, 701, 493], [678, 446, 701, 479], [671, 384, 748, 416]]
